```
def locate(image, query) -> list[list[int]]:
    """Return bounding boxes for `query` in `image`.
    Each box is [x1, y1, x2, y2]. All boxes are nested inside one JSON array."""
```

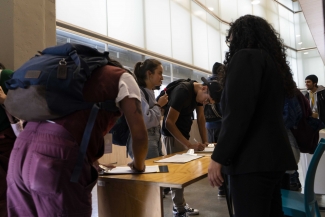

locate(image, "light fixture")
[[208, 7, 214, 11], [296, 34, 300, 37], [304, 52, 309, 54], [298, 42, 302, 44], [251, 0, 260, 4]]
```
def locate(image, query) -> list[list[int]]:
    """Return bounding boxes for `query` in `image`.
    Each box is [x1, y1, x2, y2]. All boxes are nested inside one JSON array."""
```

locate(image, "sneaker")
[[184, 204, 199, 215], [173, 211, 188, 217], [173, 204, 199, 216]]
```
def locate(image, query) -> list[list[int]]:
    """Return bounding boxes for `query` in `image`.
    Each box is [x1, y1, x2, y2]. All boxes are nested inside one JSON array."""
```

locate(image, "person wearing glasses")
[[208, 15, 297, 217], [161, 77, 222, 217]]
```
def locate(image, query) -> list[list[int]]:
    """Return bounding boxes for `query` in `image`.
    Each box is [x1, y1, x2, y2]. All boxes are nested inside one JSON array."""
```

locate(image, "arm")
[[120, 97, 148, 171], [196, 105, 208, 145], [166, 107, 205, 151], [140, 90, 162, 129]]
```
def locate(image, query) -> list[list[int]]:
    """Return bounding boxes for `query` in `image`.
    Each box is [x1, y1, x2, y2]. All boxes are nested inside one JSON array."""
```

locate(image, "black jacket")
[[304, 89, 325, 125], [211, 49, 297, 175]]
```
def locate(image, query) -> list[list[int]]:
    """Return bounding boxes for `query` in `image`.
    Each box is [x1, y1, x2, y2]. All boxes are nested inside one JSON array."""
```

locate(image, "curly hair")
[[224, 15, 296, 97]]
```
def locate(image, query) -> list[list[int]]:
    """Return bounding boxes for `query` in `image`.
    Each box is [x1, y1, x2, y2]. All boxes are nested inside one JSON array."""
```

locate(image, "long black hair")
[[224, 15, 296, 97], [133, 59, 161, 87]]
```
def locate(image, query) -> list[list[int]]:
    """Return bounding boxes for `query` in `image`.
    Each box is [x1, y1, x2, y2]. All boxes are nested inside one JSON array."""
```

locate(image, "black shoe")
[[173, 211, 188, 217], [163, 187, 171, 195], [173, 204, 199, 216], [218, 189, 226, 197]]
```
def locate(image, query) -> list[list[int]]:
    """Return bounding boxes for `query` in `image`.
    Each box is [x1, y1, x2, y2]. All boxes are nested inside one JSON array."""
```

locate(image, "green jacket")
[[0, 69, 14, 132]]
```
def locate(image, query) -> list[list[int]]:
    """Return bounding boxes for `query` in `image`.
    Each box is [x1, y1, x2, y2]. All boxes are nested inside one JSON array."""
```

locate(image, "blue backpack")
[[4, 43, 120, 182]]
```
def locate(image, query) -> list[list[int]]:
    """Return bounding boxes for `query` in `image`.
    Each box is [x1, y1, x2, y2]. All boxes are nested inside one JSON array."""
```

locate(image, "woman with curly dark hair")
[[208, 15, 297, 217]]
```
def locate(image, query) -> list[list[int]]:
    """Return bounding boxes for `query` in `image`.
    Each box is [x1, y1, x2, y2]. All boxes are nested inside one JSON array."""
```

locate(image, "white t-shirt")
[[115, 73, 141, 107]]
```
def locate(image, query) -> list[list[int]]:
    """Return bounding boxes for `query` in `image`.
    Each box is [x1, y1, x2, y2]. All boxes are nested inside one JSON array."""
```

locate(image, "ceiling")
[[298, 0, 325, 64]]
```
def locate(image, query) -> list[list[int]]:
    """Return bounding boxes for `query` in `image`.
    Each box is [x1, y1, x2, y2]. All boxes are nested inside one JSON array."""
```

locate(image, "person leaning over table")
[[161, 76, 222, 217], [208, 15, 297, 217], [6, 59, 148, 217]]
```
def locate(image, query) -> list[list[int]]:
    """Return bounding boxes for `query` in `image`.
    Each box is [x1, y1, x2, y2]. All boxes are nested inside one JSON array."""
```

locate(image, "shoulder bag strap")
[[211, 104, 222, 118]]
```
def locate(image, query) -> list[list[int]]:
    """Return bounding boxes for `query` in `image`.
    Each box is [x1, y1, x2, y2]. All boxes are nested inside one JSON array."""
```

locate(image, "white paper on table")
[[195, 147, 215, 153], [154, 154, 203, 163], [103, 165, 160, 174]]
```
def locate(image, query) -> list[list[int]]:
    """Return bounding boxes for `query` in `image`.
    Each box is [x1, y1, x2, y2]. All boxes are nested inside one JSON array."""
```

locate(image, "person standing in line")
[[305, 74, 325, 124], [127, 59, 168, 159], [0, 63, 15, 217], [208, 15, 297, 217], [203, 62, 225, 197], [162, 76, 222, 217]]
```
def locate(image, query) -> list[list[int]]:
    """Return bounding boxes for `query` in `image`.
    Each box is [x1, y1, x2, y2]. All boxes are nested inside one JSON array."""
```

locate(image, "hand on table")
[[127, 161, 146, 172], [188, 142, 205, 151]]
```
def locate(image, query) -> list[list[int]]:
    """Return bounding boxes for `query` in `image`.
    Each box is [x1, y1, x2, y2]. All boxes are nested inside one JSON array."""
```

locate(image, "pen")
[[194, 138, 198, 143]]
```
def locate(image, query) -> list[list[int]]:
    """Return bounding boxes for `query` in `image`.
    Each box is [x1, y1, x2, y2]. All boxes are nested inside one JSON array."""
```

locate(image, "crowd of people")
[[1, 14, 324, 217]]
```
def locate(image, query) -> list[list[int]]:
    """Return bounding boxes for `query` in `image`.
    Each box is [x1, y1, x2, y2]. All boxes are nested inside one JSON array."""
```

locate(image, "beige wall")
[[0, 0, 56, 70]]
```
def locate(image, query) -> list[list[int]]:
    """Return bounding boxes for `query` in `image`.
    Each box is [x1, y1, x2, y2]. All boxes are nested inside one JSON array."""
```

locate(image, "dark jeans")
[[206, 120, 222, 143], [0, 127, 15, 217], [230, 171, 285, 217]]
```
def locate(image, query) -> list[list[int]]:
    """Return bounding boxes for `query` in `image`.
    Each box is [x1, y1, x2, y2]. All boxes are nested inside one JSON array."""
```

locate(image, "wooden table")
[[97, 153, 211, 217]]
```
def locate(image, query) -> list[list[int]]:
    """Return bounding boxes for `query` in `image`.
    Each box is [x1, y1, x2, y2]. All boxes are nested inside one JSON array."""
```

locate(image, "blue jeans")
[[206, 120, 222, 143], [127, 125, 163, 160]]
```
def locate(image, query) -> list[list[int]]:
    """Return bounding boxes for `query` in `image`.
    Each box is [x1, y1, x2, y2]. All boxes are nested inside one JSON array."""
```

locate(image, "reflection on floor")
[[91, 177, 325, 217]]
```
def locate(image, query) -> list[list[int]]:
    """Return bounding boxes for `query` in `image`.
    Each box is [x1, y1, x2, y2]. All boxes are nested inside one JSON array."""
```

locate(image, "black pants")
[[230, 171, 285, 217]]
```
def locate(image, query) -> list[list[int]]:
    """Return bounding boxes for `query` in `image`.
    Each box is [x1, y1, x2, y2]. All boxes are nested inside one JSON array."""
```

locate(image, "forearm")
[[166, 121, 191, 149], [121, 97, 148, 170], [197, 118, 208, 144], [132, 136, 148, 168]]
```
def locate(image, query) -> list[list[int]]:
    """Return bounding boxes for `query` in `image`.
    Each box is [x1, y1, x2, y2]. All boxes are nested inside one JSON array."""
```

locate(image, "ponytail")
[[133, 59, 161, 87]]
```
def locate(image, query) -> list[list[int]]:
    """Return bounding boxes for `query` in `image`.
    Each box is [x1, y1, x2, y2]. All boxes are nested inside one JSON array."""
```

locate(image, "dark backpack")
[[158, 79, 195, 137], [156, 78, 193, 112], [291, 91, 325, 154], [109, 87, 149, 146], [157, 78, 191, 101], [4, 43, 120, 182]]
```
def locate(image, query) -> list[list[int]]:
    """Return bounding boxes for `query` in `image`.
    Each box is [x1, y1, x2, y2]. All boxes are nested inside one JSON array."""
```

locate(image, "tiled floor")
[[91, 177, 325, 217]]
